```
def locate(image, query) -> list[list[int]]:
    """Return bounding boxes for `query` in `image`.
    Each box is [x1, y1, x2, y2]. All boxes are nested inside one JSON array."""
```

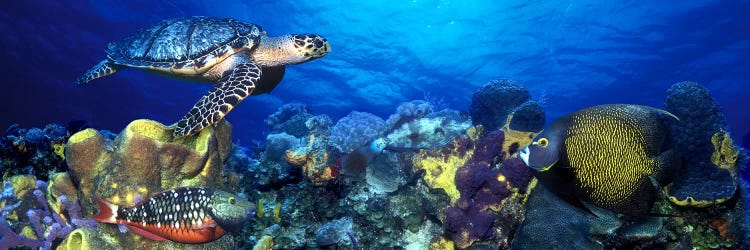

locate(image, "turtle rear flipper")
[[173, 62, 261, 137], [76, 59, 126, 84]]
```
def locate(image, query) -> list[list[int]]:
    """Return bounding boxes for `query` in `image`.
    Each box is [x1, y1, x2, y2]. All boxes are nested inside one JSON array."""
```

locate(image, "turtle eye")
[[228, 197, 236, 205], [537, 138, 549, 147]]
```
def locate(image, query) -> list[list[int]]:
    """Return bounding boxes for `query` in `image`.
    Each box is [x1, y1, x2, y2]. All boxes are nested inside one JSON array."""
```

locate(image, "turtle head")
[[253, 34, 330, 66]]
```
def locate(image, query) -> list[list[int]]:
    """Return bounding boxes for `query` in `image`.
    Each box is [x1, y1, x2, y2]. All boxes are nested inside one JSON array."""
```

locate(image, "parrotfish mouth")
[[519, 146, 530, 166]]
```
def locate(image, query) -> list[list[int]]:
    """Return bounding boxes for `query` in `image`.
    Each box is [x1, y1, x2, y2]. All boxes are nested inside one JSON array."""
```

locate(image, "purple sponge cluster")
[[442, 130, 535, 248]]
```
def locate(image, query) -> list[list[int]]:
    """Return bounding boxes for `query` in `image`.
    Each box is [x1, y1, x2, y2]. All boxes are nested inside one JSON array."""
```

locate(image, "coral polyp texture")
[[663, 81, 738, 207]]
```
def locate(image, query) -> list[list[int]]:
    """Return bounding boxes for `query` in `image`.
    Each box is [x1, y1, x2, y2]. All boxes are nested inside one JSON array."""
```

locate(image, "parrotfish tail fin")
[[91, 198, 119, 223], [76, 59, 126, 84], [656, 109, 680, 121], [653, 149, 681, 185]]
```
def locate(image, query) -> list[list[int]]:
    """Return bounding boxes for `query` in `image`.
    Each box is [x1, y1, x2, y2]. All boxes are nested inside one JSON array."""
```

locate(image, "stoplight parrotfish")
[[91, 187, 255, 244]]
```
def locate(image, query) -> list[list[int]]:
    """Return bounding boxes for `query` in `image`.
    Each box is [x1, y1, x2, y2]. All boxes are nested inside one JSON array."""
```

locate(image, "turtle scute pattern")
[[108, 17, 262, 67], [174, 63, 261, 137]]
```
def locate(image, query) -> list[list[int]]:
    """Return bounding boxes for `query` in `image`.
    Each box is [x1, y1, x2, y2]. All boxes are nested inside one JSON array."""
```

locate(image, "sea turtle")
[[76, 16, 330, 137]]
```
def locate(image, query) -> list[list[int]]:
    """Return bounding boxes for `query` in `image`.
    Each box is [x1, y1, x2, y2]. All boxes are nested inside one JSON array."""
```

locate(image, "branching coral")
[[0, 177, 94, 249]]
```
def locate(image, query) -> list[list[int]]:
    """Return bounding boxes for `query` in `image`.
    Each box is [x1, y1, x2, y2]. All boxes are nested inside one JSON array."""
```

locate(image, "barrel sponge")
[[469, 79, 531, 131], [509, 101, 545, 133], [663, 81, 737, 207]]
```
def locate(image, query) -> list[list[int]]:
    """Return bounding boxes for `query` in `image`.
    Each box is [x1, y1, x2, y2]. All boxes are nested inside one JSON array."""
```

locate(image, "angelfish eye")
[[538, 138, 549, 147], [228, 197, 236, 205]]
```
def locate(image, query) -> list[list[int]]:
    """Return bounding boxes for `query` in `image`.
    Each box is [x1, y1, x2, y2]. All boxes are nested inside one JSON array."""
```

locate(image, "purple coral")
[[329, 111, 386, 153], [443, 205, 495, 248], [500, 158, 534, 190], [0, 181, 93, 250]]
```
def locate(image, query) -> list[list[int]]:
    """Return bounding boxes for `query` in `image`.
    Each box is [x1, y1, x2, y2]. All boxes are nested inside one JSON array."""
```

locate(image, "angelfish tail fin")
[[91, 198, 119, 223]]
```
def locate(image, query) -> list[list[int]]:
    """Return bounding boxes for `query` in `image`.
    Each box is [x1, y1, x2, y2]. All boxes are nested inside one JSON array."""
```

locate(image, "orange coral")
[[285, 134, 336, 185]]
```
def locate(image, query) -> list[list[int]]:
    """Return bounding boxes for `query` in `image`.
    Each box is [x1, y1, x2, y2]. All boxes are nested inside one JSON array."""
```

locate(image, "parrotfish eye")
[[538, 138, 549, 147], [228, 197, 236, 205]]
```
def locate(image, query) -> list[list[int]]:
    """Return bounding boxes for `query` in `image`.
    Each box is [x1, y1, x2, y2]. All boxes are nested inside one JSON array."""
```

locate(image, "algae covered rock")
[[63, 119, 240, 249]]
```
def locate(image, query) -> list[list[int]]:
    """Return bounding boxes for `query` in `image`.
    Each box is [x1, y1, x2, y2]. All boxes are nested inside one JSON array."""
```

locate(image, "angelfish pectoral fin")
[[173, 62, 262, 137], [519, 146, 530, 166]]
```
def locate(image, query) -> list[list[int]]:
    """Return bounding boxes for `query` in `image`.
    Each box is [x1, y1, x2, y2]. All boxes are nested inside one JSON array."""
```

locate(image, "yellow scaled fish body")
[[520, 104, 678, 217]]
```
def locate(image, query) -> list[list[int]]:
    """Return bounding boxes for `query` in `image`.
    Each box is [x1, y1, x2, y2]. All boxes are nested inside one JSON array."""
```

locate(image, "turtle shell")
[[106, 16, 264, 72]]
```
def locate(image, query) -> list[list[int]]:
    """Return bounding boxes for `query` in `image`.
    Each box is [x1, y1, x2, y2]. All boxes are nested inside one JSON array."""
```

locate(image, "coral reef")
[[0, 176, 98, 249], [469, 79, 544, 132], [412, 114, 540, 248], [265, 103, 314, 137], [664, 81, 738, 207], [1, 123, 69, 180], [62, 119, 239, 249], [285, 115, 337, 186], [385, 100, 435, 129], [328, 111, 387, 153], [2, 78, 744, 249]]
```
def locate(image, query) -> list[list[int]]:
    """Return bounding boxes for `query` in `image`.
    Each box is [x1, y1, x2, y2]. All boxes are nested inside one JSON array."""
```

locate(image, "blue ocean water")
[[0, 0, 748, 147]]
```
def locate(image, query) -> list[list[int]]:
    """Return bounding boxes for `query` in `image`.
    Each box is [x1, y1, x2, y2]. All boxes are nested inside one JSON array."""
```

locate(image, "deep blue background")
[[1, 0, 748, 147]]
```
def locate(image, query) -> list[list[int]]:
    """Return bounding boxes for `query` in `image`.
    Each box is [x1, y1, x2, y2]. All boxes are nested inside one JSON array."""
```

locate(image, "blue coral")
[[469, 79, 531, 131], [385, 100, 434, 129], [663, 81, 737, 205], [1, 123, 68, 180], [329, 111, 386, 153], [265, 103, 314, 137]]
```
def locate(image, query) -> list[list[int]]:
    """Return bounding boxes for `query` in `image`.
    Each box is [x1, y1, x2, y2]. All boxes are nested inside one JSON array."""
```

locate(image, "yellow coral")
[[7, 175, 36, 199], [256, 199, 264, 218], [52, 142, 66, 160], [273, 202, 282, 224], [501, 113, 541, 157], [20, 226, 37, 240], [430, 236, 455, 250], [252, 235, 274, 250], [710, 130, 738, 171], [413, 138, 473, 204]]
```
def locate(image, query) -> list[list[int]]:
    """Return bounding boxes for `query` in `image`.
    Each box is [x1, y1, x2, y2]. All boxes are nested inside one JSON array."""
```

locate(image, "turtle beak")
[[519, 146, 530, 166]]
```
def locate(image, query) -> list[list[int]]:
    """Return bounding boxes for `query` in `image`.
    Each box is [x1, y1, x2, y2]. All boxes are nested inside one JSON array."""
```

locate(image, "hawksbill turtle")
[[76, 16, 330, 137]]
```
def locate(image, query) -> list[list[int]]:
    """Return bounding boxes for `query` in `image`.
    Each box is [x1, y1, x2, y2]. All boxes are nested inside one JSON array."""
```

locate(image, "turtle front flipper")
[[76, 59, 126, 84], [173, 62, 262, 137]]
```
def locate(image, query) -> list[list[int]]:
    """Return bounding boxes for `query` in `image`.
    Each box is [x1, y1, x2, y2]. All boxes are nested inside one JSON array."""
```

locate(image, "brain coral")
[[328, 111, 387, 153]]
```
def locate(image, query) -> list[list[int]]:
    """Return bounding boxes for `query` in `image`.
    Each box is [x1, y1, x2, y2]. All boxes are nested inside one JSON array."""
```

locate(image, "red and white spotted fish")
[[91, 187, 254, 244]]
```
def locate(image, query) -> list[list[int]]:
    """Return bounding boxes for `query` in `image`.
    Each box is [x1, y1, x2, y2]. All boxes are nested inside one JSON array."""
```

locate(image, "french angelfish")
[[92, 187, 255, 244], [519, 104, 679, 217], [338, 116, 471, 175]]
